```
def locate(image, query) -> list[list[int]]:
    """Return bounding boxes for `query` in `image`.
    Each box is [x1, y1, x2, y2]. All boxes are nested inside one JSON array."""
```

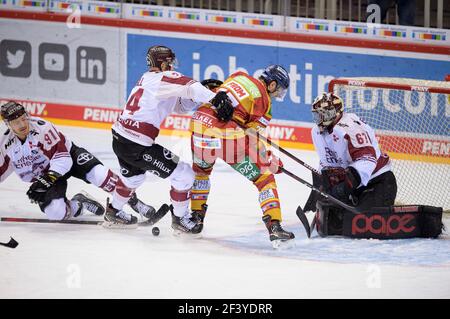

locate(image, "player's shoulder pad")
[[29, 117, 52, 133]]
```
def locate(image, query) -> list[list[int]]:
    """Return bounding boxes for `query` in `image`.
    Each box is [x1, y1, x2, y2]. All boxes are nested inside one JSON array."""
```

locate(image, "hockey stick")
[[0, 237, 19, 249], [0, 217, 102, 225], [280, 167, 360, 215], [296, 206, 311, 238], [0, 204, 171, 226], [247, 129, 321, 176]]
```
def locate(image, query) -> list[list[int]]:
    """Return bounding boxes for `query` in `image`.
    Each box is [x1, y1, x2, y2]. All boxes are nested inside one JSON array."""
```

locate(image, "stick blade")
[[296, 206, 311, 238], [139, 204, 171, 226], [1, 237, 19, 249]]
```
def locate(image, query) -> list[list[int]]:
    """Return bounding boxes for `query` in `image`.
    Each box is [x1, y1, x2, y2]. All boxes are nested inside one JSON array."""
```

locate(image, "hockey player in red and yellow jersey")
[[190, 65, 295, 247]]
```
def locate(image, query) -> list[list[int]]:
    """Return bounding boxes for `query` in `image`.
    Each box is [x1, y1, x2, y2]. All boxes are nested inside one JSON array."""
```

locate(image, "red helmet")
[[146, 45, 177, 70], [312, 93, 344, 131]]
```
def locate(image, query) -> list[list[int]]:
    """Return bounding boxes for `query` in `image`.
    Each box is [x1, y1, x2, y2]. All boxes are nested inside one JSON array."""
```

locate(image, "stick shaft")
[[280, 167, 359, 214], [252, 130, 321, 176], [0, 217, 102, 225]]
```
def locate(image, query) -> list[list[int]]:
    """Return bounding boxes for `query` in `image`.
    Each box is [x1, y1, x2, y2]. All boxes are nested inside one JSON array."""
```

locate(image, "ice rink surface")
[[1, 125, 449, 298]]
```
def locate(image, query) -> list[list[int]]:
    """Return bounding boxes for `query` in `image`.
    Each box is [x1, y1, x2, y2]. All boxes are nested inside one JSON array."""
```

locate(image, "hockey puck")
[[152, 227, 160, 236]]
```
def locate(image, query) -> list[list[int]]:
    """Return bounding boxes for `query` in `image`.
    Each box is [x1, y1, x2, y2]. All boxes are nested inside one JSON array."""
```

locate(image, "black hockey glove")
[[201, 79, 223, 91], [210, 91, 234, 122], [27, 171, 61, 203], [329, 167, 361, 202]]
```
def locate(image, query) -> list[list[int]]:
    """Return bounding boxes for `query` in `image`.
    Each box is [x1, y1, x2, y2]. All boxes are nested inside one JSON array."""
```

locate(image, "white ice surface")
[[0, 125, 449, 298]]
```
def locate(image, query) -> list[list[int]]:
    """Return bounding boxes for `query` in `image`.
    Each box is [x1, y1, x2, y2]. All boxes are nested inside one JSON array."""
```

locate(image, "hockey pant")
[[41, 143, 120, 220], [111, 130, 194, 217], [191, 132, 283, 221]]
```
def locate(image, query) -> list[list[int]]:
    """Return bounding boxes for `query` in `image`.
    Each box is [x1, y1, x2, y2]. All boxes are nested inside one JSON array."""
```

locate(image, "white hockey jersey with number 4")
[[113, 70, 216, 146], [311, 113, 391, 188], [0, 117, 73, 183]]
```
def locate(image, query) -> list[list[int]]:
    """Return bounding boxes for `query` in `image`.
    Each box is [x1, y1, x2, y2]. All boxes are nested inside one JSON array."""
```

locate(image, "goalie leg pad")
[[342, 205, 443, 239]]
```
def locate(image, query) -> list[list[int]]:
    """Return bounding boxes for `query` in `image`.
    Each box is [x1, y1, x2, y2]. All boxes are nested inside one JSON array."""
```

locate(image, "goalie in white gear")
[[108, 45, 234, 233], [311, 93, 397, 234], [0, 101, 154, 221]]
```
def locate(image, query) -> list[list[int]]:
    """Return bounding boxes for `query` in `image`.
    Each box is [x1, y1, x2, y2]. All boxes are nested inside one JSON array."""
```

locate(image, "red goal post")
[[329, 77, 449, 210]]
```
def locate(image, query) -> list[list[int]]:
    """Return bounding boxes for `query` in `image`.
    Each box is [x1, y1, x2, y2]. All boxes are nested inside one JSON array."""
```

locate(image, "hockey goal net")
[[329, 77, 450, 210]]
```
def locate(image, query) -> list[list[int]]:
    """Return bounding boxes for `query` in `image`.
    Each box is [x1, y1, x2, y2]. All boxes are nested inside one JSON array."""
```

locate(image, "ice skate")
[[191, 204, 208, 233], [71, 191, 105, 216], [263, 215, 295, 249], [171, 206, 203, 237], [103, 199, 138, 229], [127, 192, 156, 219]]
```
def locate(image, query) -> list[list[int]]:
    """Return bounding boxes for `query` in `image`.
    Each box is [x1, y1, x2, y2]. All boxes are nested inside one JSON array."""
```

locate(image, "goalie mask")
[[312, 93, 344, 132], [146, 45, 178, 71]]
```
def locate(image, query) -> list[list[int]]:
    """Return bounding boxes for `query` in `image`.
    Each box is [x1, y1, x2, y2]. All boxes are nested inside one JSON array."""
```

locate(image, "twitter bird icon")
[[7, 49, 26, 69], [0, 40, 31, 78]]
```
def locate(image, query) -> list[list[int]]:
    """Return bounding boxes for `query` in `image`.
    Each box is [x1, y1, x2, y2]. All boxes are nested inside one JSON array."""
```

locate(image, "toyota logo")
[[143, 154, 153, 162], [77, 152, 94, 165]]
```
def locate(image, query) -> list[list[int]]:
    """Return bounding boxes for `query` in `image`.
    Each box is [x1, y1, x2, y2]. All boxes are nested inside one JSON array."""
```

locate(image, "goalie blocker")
[[315, 201, 443, 239]]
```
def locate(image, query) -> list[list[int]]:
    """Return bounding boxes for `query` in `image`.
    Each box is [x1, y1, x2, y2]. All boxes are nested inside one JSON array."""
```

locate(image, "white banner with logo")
[[0, 19, 123, 107]]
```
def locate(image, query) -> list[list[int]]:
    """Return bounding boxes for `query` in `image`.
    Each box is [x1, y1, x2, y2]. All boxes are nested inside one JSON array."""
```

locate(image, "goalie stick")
[[0, 237, 19, 249]]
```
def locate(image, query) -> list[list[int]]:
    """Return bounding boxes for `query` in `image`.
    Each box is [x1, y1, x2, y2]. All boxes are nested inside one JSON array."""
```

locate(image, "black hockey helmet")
[[1, 101, 27, 122], [146, 45, 177, 70], [259, 65, 290, 100]]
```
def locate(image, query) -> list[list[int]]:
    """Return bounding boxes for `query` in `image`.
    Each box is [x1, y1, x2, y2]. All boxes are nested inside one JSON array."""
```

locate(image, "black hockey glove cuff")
[[201, 79, 223, 91], [27, 171, 61, 203], [210, 91, 234, 122]]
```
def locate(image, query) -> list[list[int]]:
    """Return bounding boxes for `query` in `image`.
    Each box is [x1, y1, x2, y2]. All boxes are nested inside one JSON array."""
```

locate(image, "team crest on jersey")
[[77, 153, 94, 165]]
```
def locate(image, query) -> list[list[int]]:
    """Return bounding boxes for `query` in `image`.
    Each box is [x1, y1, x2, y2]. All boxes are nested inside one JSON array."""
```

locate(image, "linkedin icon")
[[76, 46, 106, 84]]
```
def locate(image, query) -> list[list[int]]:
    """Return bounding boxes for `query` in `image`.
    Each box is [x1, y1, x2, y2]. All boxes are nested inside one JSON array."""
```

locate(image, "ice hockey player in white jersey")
[[311, 93, 397, 219], [108, 45, 234, 233], [0, 101, 155, 221]]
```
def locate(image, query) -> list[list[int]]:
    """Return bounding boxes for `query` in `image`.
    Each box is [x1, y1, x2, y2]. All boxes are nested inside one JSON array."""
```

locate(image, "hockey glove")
[[201, 79, 223, 91], [329, 167, 360, 202], [266, 150, 283, 174], [27, 171, 61, 203], [210, 91, 234, 122], [321, 167, 347, 192]]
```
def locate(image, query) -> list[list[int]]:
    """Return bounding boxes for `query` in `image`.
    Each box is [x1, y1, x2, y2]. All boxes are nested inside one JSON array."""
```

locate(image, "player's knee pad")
[[44, 198, 70, 221], [119, 173, 146, 190], [170, 161, 195, 191]]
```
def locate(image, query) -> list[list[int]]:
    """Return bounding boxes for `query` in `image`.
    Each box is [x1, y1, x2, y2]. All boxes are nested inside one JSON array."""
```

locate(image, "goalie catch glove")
[[210, 91, 234, 122], [27, 171, 61, 203]]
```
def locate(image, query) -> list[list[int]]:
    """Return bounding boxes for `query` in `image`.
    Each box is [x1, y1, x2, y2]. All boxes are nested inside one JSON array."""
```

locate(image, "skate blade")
[[102, 221, 138, 229], [172, 229, 203, 239], [271, 239, 296, 250]]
